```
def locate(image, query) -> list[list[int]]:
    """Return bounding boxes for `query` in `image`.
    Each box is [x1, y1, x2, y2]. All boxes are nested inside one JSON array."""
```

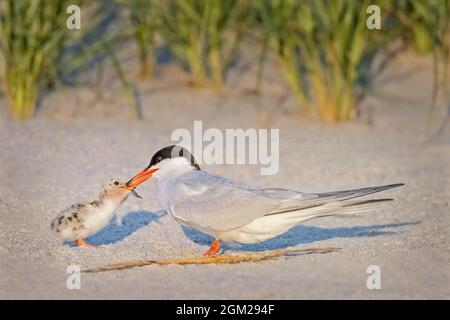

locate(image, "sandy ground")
[[0, 49, 449, 299]]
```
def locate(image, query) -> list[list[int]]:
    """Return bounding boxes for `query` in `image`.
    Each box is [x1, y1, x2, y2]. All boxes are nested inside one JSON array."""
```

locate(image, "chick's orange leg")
[[203, 239, 221, 256], [75, 238, 98, 249]]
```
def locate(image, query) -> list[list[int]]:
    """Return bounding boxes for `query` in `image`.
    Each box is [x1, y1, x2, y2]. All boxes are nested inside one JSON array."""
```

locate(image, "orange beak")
[[126, 167, 159, 189]]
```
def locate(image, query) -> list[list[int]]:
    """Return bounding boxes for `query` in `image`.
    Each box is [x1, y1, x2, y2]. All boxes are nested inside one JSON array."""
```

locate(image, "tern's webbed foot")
[[203, 239, 221, 256]]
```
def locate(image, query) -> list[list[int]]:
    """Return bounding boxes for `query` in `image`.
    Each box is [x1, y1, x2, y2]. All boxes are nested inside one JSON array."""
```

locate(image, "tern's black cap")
[[148, 145, 200, 170]]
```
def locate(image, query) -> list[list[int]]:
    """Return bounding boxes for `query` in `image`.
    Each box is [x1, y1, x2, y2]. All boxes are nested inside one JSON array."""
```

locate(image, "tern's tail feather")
[[216, 183, 403, 244], [262, 183, 404, 214], [222, 198, 394, 244]]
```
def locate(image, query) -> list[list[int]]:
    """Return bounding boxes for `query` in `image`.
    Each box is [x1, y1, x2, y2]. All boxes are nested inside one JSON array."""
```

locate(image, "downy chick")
[[51, 179, 142, 248]]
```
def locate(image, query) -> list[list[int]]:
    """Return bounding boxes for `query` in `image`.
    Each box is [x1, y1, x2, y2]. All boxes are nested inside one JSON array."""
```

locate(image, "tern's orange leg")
[[75, 238, 98, 249], [203, 239, 221, 256]]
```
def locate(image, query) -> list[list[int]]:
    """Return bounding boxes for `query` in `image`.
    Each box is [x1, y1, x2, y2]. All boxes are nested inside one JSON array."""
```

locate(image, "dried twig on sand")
[[83, 247, 339, 273]]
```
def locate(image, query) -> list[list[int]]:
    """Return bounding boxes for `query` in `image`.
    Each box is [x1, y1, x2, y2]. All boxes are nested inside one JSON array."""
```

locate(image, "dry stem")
[[83, 247, 340, 273]]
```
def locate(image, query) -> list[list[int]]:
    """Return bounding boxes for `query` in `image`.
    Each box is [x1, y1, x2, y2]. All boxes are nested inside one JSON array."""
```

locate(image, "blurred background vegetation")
[[0, 0, 449, 123]]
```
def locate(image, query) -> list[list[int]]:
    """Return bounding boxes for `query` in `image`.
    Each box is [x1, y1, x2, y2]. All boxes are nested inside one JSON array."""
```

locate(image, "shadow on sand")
[[65, 210, 419, 250], [182, 221, 420, 252], [64, 211, 163, 246]]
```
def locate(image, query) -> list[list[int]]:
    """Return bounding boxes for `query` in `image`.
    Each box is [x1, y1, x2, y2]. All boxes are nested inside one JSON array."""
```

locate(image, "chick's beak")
[[126, 167, 159, 190]]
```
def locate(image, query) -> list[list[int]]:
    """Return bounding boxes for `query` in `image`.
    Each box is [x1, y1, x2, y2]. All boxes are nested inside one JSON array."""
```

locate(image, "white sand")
[[0, 50, 449, 299]]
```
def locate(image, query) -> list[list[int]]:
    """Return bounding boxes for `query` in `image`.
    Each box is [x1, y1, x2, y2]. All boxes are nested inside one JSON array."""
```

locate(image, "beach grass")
[[257, 0, 390, 122], [393, 0, 450, 138], [152, 0, 249, 93], [118, 0, 159, 81], [1, 1, 448, 122], [0, 0, 75, 120]]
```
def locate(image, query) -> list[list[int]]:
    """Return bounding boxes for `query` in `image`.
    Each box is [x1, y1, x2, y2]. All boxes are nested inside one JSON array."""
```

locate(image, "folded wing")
[[169, 171, 403, 233], [169, 171, 281, 232]]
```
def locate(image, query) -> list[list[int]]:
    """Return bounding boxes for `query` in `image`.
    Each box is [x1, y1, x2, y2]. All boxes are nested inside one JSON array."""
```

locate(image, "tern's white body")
[[152, 157, 400, 244]]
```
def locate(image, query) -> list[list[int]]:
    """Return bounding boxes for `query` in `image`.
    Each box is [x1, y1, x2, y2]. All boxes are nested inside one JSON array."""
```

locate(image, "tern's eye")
[[156, 156, 162, 163], [114, 181, 119, 185]]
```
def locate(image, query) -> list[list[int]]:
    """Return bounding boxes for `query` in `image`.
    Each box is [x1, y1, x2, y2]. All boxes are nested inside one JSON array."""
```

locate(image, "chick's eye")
[[114, 181, 119, 185]]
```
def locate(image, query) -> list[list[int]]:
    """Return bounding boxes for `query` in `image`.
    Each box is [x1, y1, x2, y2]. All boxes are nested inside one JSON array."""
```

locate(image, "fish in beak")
[[126, 167, 159, 190]]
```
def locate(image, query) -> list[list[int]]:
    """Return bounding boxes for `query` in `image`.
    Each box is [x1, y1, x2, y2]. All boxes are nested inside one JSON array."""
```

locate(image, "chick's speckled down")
[[51, 180, 133, 241]]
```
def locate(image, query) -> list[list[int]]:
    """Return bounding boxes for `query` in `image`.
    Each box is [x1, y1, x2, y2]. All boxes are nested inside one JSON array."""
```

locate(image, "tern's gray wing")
[[262, 183, 404, 214], [168, 171, 281, 232], [169, 171, 403, 232]]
